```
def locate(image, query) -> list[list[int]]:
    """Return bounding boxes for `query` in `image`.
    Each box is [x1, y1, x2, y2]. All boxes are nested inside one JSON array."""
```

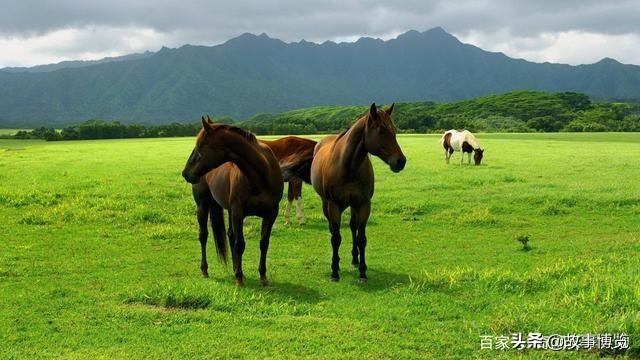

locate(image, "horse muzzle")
[[389, 156, 406, 173], [182, 169, 200, 184]]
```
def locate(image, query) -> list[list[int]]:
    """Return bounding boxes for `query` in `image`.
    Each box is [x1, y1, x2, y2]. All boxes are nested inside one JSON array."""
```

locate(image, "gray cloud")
[[3, 0, 639, 40], [1, 0, 639, 67]]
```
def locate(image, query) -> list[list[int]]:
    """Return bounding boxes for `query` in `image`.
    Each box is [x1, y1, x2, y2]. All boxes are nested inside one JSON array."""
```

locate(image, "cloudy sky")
[[1, 0, 639, 68]]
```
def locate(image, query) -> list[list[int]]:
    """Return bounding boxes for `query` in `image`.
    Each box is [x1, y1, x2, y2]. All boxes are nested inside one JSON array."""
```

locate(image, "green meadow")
[[1, 133, 639, 359]]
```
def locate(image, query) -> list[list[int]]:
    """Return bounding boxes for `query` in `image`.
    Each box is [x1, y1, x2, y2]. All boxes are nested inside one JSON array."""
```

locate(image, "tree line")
[[6, 91, 640, 141]]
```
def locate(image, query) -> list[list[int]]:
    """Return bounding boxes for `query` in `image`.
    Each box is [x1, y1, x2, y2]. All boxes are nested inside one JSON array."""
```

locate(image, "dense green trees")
[[241, 91, 640, 134], [9, 91, 640, 141]]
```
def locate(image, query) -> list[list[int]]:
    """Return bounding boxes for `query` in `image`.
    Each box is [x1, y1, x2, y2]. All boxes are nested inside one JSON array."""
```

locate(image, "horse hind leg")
[[230, 210, 246, 287], [284, 181, 294, 225], [196, 203, 210, 278], [227, 211, 236, 270], [258, 210, 277, 286], [296, 197, 304, 224], [292, 179, 304, 224], [284, 200, 292, 225]]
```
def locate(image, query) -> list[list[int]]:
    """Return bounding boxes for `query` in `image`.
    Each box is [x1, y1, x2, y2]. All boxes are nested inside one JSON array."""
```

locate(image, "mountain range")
[[1, 27, 639, 127]]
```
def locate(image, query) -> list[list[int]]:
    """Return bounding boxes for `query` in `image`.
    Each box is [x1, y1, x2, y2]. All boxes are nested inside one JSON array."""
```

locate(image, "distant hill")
[[0, 51, 154, 73], [1, 27, 640, 127], [239, 91, 640, 134]]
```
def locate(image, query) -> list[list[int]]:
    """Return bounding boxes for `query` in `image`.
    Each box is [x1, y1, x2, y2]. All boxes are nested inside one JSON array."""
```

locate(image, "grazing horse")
[[261, 136, 317, 225], [310, 103, 406, 282], [182, 116, 283, 286], [442, 130, 484, 165]]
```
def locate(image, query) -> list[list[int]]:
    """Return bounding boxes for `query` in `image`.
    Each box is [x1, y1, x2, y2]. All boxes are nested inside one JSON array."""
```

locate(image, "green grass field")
[[1, 133, 639, 358]]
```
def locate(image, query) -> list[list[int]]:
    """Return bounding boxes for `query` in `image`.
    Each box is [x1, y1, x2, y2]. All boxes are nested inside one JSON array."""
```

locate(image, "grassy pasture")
[[1, 133, 639, 359]]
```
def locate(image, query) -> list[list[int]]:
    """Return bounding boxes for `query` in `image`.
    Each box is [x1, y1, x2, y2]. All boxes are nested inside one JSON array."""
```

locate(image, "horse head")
[[363, 103, 406, 172], [182, 115, 231, 184], [473, 148, 484, 165]]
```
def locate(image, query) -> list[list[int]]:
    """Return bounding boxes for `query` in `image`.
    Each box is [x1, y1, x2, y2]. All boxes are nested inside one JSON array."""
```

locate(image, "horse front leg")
[[460, 151, 464, 166], [230, 210, 246, 286], [353, 202, 371, 282], [349, 212, 359, 266], [258, 210, 277, 286], [323, 200, 343, 281], [196, 203, 210, 277]]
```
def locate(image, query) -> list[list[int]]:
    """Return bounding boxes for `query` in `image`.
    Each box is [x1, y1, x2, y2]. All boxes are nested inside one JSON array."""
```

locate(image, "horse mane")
[[336, 109, 371, 141], [336, 108, 397, 141], [462, 130, 481, 150], [336, 127, 350, 141], [220, 125, 258, 144]]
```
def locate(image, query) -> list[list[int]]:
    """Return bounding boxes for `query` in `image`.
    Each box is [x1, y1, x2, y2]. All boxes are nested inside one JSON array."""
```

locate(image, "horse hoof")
[[359, 277, 368, 283], [201, 272, 209, 278], [351, 260, 359, 267], [259, 276, 268, 286], [330, 276, 340, 282], [235, 278, 245, 287]]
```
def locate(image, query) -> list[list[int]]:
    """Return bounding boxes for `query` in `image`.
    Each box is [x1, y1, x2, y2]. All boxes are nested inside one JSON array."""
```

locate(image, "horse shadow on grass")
[[339, 267, 412, 293], [208, 274, 323, 305]]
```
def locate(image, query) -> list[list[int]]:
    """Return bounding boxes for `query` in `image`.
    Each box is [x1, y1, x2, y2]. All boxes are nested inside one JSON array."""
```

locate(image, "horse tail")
[[281, 152, 314, 184], [193, 178, 228, 264], [209, 204, 228, 264], [441, 130, 453, 145]]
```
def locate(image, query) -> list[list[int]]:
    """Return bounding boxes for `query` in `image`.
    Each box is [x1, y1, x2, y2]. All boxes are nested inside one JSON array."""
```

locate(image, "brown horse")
[[261, 136, 317, 225], [310, 103, 406, 282], [182, 116, 283, 286]]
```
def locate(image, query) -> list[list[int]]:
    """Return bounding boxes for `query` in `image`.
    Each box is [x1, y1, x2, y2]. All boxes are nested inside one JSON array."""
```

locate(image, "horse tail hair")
[[281, 152, 314, 184], [209, 204, 228, 264], [441, 130, 451, 145]]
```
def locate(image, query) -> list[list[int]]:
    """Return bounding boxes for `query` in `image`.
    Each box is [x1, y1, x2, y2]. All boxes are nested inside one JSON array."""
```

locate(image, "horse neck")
[[334, 116, 369, 172], [465, 133, 480, 150], [221, 132, 273, 190]]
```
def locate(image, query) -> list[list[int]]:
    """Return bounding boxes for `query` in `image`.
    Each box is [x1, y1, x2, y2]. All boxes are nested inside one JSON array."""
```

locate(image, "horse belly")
[[205, 164, 234, 209], [310, 146, 330, 198], [449, 135, 464, 152]]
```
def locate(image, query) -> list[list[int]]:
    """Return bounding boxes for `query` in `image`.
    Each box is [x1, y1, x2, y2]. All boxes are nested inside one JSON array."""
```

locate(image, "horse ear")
[[202, 116, 213, 134], [385, 103, 395, 115], [206, 115, 213, 124], [369, 103, 378, 119]]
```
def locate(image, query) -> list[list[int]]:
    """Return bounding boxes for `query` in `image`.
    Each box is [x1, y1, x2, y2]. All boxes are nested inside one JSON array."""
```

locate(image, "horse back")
[[314, 135, 337, 156], [262, 136, 316, 159]]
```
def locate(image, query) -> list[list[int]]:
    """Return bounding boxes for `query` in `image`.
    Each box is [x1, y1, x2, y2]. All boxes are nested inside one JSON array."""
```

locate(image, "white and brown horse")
[[442, 130, 484, 165]]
